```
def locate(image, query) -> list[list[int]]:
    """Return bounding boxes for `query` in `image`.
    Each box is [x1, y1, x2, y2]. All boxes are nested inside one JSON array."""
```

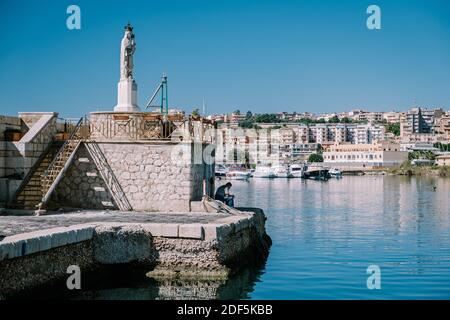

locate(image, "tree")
[[308, 153, 324, 163], [233, 109, 241, 115], [340, 117, 352, 123], [328, 116, 340, 123], [238, 119, 254, 129], [386, 122, 400, 136], [191, 108, 200, 117], [255, 113, 280, 123], [434, 142, 450, 152], [408, 150, 436, 161], [246, 111, 253, 119]]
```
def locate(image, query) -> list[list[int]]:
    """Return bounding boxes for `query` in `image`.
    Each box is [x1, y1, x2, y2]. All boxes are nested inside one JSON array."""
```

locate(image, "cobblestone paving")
[[0, 210, 231, 237]]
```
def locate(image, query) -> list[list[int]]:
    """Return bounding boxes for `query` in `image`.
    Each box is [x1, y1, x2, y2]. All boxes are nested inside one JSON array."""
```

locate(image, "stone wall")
[[52, 144, 118, 210], [0, 116, 22, 178], [0, 113, 58, 203], [53, 141, 215, 212]]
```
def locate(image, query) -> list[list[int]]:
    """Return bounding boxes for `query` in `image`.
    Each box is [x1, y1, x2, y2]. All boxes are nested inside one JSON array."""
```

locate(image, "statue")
[[114, 23, 140, 112], [120, 23, 136, 79]]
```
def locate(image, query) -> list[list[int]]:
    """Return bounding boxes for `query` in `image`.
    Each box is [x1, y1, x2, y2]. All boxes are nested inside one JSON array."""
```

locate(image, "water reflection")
[[13, 176, 450, 299], [230, 176, 450, 299], [15, 263, 266, 300]]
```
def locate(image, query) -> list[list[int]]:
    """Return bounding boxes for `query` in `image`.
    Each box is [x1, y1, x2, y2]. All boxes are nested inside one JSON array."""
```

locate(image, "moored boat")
[[272, 165, 289, 178], [329, 168, 342, 178], [253, 166, 276, 178], [215, 164, 228, 177], [302, 167, 331, 181], [225, 170, 251, 180], [288, 164, 304, 178]]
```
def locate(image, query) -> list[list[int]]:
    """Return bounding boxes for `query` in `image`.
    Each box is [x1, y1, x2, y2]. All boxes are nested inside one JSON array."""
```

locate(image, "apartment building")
[[400, 107, 444, 136], [323, 141, 408, 168], [438, 114, 450, 135], [383, 111, 402, 124]]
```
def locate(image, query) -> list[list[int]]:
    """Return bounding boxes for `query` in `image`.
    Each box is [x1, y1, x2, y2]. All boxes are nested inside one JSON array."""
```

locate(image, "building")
[[400, 107, 444, 136], [352, 124, 385, 144], [291, 143, 319, 159], [323, 141, 408, 168], [383, 111, 402, 124], [438, 114, 450, 135], [435, 154, 450, 166]]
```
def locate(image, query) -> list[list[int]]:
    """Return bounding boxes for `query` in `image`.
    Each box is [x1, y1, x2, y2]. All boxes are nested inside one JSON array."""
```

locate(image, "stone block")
[[178, 224, 204, 240], [142, 223, 163, 237], [161, 224, 179, 238], [203, 224, 232, 241]]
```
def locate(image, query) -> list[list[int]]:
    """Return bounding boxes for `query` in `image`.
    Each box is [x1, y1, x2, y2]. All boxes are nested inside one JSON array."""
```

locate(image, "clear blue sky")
[[1, 0, 449, 117]]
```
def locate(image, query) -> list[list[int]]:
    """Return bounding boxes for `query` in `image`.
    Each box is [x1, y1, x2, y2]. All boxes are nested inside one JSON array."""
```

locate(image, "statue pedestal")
[[114, 78, 140, 112]]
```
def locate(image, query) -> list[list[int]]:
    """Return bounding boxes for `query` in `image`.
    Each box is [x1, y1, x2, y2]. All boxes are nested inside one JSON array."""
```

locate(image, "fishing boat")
[[329, 168, 342, 178], [288, 164, 304, 178], [302, 167, 331, 181], [253, 166, 276, 178], [272, 165, 289, 178]]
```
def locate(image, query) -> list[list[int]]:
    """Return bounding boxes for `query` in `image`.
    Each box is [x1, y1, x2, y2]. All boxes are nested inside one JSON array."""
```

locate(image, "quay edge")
[[0, 208, 271, 299]]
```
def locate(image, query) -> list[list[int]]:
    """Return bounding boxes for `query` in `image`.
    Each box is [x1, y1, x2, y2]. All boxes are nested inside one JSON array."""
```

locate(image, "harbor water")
[[22, 176, 450, 299]]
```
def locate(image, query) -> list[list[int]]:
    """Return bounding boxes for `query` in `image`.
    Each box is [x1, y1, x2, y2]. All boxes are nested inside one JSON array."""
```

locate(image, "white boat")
[[288, 164, 304, 178], [329, 168, 342, 178], [253, 166, 276, 178], [272, 165, 289, 178], [225, 170, 251, 180], [215, 164, 228, 177]]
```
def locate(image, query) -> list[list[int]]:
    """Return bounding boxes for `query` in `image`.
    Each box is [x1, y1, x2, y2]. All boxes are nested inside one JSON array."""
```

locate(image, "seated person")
[[214, 182, 234, 207]]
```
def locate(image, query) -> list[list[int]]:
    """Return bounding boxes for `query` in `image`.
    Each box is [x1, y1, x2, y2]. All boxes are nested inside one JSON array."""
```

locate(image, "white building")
[[323, 141, 408, 168]]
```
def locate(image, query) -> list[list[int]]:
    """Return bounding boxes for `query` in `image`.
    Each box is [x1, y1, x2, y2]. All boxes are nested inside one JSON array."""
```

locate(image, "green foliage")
[[233, 109, 241, 115], [254, 113, 280, 123], [408, 151, 436, 161], [386, 122, 401, 136], [245, 111, 253, 119], [296, 118, 315, 124], [434, 142, 450, 152], [191, 108, 200, 117], [308, 153, 324, 163], [238, 119, 254, 129], [340, 117, 352, 123], [328, 116, 340, 123]]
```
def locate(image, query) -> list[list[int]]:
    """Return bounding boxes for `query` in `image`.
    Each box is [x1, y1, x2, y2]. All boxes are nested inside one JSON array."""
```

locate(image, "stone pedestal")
[[114, 78, 140, 112]]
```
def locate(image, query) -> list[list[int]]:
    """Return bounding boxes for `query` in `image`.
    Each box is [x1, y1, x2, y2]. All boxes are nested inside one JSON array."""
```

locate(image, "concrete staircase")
[[13, 143, 61, 209], [12, 117, 86, 211], [38, 118, 85, 210]]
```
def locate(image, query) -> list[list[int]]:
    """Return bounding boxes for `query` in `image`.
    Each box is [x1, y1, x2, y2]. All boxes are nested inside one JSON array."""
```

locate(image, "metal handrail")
[[42, 117, 83, 181], [87, 142, 132, 211]]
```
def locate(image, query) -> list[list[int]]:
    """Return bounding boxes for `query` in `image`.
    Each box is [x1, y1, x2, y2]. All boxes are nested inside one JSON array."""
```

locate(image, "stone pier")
[[0, 209, 271, 298]]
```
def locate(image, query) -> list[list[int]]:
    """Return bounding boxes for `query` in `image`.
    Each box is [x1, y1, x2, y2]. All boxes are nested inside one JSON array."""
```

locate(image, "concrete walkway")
[[0, 210, 233, 237]]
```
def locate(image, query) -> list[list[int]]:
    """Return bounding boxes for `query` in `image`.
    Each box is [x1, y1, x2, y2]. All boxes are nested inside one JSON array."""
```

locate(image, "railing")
[[88, 112, 216, 143], [85, 141, 132, 211], [39, 117, 85, 206]]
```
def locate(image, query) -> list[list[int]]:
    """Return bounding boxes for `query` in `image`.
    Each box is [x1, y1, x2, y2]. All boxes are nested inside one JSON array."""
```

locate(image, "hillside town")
[[206, 107, 450, 171]]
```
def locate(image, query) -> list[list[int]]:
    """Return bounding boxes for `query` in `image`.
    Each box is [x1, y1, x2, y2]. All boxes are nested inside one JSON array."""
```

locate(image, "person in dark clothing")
[[215, 182, 234, 207]]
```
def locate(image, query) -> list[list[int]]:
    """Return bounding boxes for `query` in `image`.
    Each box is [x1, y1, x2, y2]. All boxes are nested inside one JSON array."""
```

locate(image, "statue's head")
[[124, 23, 133, 32]]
